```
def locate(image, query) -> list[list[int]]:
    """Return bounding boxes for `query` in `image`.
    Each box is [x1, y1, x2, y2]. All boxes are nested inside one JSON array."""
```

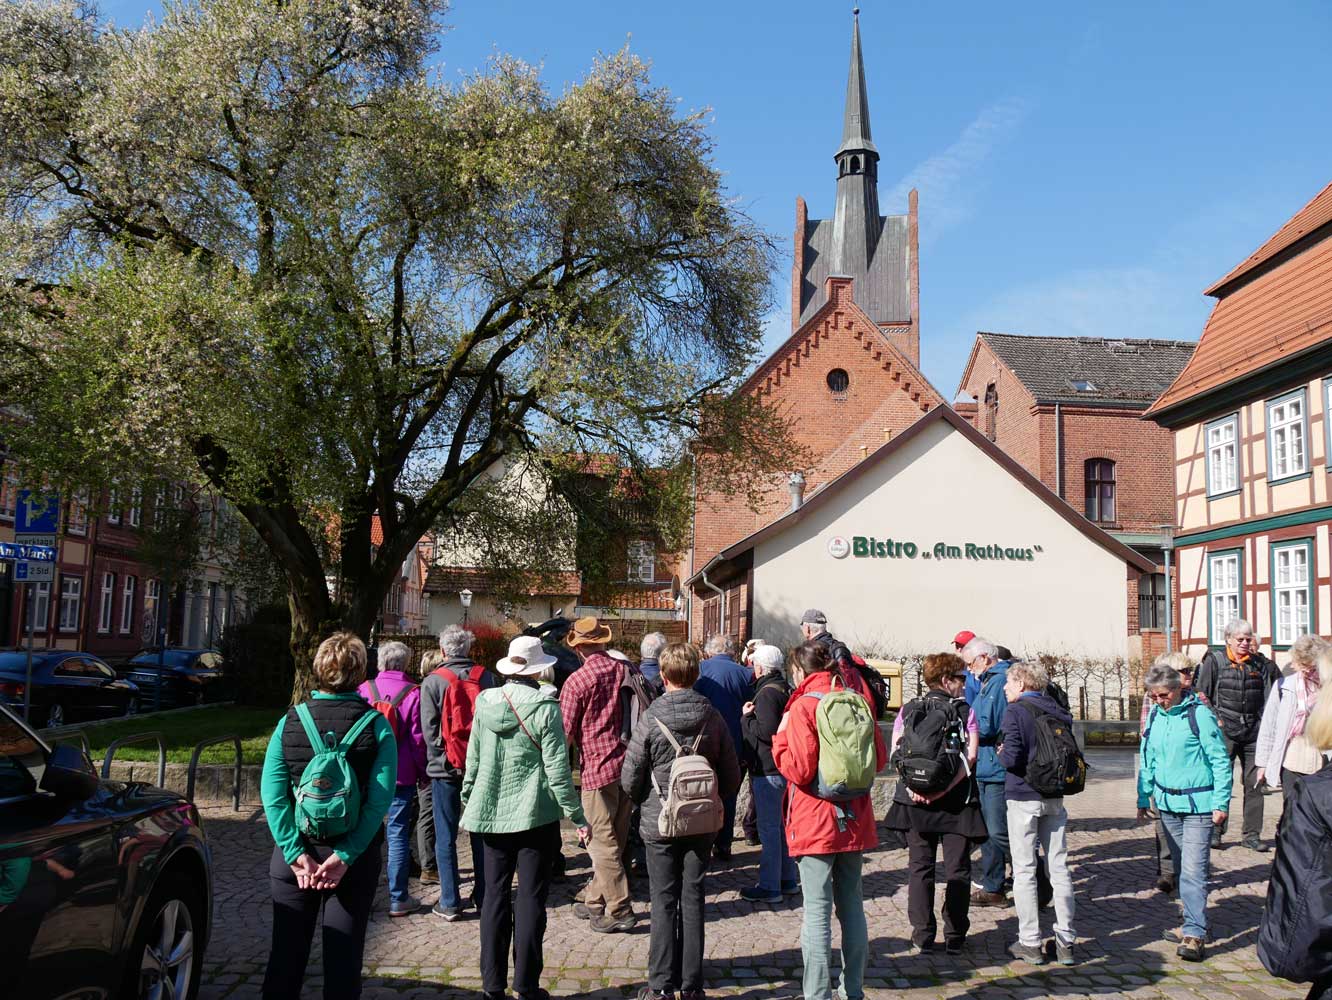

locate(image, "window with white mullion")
[[98, 572, 115, 633], [1272, 543, 1312, 646], [58, 576, 81, 632], [121, 576, 136, 634], [1209, 552, 1241, 646], [1206, 416, 1238, 495], [1267, 393, 1308, 480]]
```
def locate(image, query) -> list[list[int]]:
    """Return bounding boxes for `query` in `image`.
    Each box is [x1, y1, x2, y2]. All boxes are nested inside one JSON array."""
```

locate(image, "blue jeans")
[[432, 777, 486, 910], [977, 781, 1009, 893], [1159, 811, 1212, 939], [385, 785, 416, 906], [753, 774, 797, 892], [798, 852, 867, 1000]]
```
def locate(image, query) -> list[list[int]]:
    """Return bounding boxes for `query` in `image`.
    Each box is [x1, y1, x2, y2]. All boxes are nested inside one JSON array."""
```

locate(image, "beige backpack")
[[651, 718, 724, 838]]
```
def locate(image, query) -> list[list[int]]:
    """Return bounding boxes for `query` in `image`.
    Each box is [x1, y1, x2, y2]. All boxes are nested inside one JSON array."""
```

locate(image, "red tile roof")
[[1205, 181, 1332, 295], [582, 584, 678, 611], [1147, 230, 1332, 418], [370, 516, 384, 547], [423, 565, 581, 597]]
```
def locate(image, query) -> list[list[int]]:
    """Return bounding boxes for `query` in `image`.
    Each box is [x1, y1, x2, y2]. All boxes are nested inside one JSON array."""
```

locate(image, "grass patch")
[[78, 705, 282, 765]]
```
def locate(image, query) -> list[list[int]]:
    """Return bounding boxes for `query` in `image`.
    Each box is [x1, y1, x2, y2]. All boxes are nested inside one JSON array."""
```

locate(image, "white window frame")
[[58, 576, 82, 632], [1266, 389, 1308, 482], [1271, 540, 1313, 648], [1205, 413, 1239, 496], [128, 487, 142, 528], [1208, 550, 1242, 646], [120, 576, 136, 634], [627, 539, 655, 583], [107, 487, 122, 526], [24, 582, 50, 632], [98, 572, 115, 633], [144, 579, 161, 640]]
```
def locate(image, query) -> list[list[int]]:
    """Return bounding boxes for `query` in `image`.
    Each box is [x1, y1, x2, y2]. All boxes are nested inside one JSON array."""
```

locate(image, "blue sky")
[[100, 0, 1332, 397]]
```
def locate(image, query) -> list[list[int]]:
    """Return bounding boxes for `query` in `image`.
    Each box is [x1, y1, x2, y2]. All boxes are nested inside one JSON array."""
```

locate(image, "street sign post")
[[15, 490, 59, 584], [0, 536, 56, 724]]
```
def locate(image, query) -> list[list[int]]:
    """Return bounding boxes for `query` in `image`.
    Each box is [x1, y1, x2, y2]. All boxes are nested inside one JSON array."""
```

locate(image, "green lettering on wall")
[[853, 536, 868, 557]]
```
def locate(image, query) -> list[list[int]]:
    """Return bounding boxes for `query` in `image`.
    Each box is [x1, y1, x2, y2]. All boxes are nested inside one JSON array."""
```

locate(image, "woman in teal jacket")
[[462, 636, 590, 1000], [1136, 660, 1232, 963]]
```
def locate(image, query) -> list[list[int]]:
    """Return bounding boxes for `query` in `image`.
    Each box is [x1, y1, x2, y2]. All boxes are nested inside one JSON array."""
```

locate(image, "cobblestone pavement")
[[199, 750, 1303, 999]]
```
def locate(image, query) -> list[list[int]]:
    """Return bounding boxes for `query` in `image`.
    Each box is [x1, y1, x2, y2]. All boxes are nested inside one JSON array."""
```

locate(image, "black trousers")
[[905, 828, 971, 947], [645, 834, 713, 993], [479, 822, 559, 999], [262, 841, 381, 1000], [1220, 733, 1263, 839], [415, 783, 436, 870]]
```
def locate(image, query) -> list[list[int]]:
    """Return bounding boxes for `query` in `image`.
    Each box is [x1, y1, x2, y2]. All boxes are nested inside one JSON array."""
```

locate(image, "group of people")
[[257, 610, 1332, 1000]]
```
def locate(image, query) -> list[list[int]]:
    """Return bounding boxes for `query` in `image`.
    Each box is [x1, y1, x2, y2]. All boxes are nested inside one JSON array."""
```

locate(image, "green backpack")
[[292, 703, 379, 841], [804, 674, 877, 802]]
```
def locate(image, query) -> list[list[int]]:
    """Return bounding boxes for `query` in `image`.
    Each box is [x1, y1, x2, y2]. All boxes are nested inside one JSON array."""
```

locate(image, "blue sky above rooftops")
[[99, 0, 1332, 398]]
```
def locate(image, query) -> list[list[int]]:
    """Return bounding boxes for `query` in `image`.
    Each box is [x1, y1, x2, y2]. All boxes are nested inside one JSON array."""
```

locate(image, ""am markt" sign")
[[827, 534, 1044, 562]]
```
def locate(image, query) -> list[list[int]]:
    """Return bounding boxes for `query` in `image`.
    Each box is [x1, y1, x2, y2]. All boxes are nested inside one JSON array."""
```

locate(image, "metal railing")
[[186, 735, 243, 811], [101, 732, 166, 787]]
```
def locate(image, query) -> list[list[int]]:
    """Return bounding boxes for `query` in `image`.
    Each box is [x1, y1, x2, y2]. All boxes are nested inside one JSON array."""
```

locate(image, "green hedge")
[[222, 623, 295, 707]]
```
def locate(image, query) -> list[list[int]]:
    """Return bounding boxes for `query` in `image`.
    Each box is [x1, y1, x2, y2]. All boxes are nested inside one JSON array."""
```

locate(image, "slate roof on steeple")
[[836, 11, 877, 158]]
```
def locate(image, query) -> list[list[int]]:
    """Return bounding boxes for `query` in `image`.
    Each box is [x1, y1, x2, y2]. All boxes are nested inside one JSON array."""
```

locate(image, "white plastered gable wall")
[[750, 416, 1130, 659]]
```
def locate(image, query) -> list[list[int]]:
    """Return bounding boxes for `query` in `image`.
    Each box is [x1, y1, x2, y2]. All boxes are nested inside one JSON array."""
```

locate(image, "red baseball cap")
[[952, 630, 975, 647]]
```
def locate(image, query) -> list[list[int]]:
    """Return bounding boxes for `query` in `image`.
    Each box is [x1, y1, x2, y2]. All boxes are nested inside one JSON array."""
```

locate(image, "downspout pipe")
[[1055, 402, 1064, 499], [1162, 529, 1175, 654], [700, 563, 726, 637]]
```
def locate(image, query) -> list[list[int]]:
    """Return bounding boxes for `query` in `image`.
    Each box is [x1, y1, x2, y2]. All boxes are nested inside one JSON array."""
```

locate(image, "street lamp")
[[459, 588, 473, 626]]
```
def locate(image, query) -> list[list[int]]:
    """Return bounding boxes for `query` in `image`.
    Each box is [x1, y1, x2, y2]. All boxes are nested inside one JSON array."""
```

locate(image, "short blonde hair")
[[660, 643, 701, 688], [1307, 650, 1332, 750], [418, 649, 444, 679], [1008, 661, 1049, 692], [313, 631, 367, 693], [1151, 651, 1195, 677]]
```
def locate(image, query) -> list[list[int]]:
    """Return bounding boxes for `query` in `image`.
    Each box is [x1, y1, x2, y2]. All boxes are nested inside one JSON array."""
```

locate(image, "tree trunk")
[[285, 575, 380, 705]]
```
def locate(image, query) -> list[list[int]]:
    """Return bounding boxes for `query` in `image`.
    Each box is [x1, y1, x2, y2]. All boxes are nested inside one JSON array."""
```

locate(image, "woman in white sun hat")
[[461, 635, 591, 1000]]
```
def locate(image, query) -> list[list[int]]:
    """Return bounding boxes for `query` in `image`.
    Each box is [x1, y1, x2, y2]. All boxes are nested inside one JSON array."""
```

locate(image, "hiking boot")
[[970, 889, 1008, 907], [572, 901, 603, 921], [590, 910, 637, 933], [1154, 874, 1175, 894], [432, 902, 461, 922], [1007, 942, 1047, 965], [1241, 835, 1270, 853], [1177, 936, 1206, 962], [1046, 939, 1076, 966], [419, 867, 440, 886], [389, 896, 421, 918], [944, 939, 965, 956], [913, 938, 935, 955], [1210, 828, 1223, 849], [739, 885, 783, 904], [745, 832, 761, 846]]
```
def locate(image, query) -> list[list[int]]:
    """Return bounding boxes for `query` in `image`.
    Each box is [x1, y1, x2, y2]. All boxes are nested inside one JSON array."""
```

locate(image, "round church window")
[[827, 368, 850, 394]]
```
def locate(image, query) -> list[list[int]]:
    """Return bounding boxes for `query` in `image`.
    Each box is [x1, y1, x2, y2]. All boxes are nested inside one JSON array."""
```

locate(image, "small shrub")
[[223, 623, 295, 707], [468, 622, 508, 671]]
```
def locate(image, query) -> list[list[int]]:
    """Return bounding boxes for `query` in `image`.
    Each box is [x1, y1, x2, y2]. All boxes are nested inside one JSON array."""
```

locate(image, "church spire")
[[829, 7, 882, 278]]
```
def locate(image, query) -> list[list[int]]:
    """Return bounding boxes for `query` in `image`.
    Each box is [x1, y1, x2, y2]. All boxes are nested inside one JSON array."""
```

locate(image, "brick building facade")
[[956, 333, 1195, 661], [687, 13, 944, 640]]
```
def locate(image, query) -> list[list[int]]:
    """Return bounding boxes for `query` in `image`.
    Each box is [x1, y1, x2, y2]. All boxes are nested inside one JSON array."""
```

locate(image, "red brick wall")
[[1054, 407, 1175, 533], [958, 343, 1042, 477]]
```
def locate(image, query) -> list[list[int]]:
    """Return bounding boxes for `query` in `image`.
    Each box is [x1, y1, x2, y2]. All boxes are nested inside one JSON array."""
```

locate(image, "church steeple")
[[829, 7, 882, 279]]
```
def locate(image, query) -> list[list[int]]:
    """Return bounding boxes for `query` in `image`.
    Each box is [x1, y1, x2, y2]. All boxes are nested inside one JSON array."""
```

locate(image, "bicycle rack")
[[186, 735, 243, 811], [101, 732, 167, 788]]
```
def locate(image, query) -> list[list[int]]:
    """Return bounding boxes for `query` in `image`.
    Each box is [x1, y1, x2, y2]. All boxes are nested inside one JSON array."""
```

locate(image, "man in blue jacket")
[[695, 633, 754, 860], [963, 638, 1012, 904]]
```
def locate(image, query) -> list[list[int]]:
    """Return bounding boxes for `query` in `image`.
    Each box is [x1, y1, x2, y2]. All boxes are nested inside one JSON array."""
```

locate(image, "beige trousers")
[[581, 783, 632, 916]]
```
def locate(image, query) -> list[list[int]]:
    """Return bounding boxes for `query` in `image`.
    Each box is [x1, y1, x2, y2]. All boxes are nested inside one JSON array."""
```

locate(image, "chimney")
[[788, 472, 806, 512], [859, 444, 868, 459], [882, 427, 892, 442]]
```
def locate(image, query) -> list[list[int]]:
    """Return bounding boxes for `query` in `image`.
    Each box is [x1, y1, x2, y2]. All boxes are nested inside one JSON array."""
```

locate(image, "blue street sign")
[[16, 490, 60, 533], [0, 541, 56, 562]]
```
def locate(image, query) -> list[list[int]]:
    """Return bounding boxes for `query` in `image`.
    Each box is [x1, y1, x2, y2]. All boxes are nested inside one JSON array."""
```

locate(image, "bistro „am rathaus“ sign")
[[827, 535, 1044, 562]]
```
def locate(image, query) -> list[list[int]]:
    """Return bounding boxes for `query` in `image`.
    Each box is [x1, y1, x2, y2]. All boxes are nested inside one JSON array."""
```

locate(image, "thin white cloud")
[[886, 97, 1032, 242]]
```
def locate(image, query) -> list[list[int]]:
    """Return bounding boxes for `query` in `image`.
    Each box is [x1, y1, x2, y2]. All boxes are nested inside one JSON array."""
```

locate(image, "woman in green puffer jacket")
[[1136, 660, 1232, 964], [462, 636, 590, 1000]]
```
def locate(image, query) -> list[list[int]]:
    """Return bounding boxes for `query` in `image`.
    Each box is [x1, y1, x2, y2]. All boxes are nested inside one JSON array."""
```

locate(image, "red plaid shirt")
[[559, 652, 627, 791]]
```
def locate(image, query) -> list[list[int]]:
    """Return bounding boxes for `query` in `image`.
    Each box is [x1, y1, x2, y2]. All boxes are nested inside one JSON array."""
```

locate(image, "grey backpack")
[[651, 719, 724, 838]]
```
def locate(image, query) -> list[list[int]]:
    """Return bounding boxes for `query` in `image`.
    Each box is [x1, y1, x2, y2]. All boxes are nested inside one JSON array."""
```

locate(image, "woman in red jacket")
[[772, 642, 888, 1000]]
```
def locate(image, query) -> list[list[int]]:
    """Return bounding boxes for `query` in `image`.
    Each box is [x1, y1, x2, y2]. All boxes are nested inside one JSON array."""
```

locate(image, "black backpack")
[[618, 667, 657, 746], [892, 694, 966, 794], [1014, 702, 1086, 797], [1046, 680, 1071, 713], [853, 661, 890, 720]]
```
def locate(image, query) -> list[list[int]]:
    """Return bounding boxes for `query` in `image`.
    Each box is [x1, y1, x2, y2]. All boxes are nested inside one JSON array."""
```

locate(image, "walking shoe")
[[745, 832, 761, 847], [389, 896, 421, 918], [1177, 936, 1206, 962], [913, 939, 935, 955], [944, 939, 965, 956], [1241, 835, 1270, 852], [590, 910, 637, 933], [1007, 942, 1047, 965], [739, 885, 783, 904], [572, 901, 604, 921], [1166, 927, 1211, 944], [1048, 939, 1076, 966], [1210, 828, 1223, 849], [419, 867, 440, 886], [1154, 874, 1175, 894], [432, 902, 461, 921], [635, 990, 674, 1000], [781, 881, 800, 896], [970, 889, 1008, 907]]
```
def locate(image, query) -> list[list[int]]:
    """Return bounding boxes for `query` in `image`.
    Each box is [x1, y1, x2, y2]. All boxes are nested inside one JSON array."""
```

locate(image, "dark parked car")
[[0, 702, 213, 998], [0, 651, 140, 729], [119, 649, 228, 709]]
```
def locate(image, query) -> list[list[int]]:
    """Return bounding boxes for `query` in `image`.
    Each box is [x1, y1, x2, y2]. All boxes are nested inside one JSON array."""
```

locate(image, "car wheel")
[[127, 873, 204, 1000], [46, 702, 66, 728]]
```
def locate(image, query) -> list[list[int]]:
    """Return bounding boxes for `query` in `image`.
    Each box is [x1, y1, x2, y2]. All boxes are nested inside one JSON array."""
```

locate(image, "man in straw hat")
[[558, 616, 639, 933]]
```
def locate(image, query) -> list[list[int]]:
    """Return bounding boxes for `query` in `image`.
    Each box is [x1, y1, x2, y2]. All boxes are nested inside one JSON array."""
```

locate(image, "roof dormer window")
[[1069, 379, 1097, 393]]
